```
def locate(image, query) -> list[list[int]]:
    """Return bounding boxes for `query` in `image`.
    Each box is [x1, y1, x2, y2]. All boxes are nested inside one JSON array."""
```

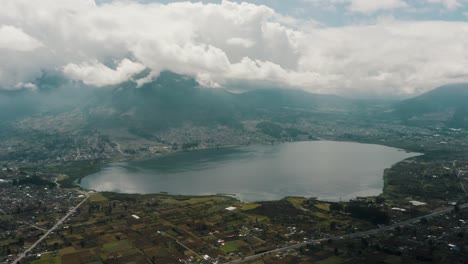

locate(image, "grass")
[[0, 239, 16, 247], [245, 214, 270, 223], [314, 256, 344, 264], [102, 240, 132, 252], [310, 211, 329, 219], [287, 197, 306, 209], [239, 203, 261, 211], [221, 242, 238, 253], [31, 253, 62, 264], [220, 240, 248, 253], [249, 260, 265, 264], [21, 160, 101, 188], [58, 246, 76, 255], [183, 197, 219, 205], [56, 175, 68, 181], [89, 193, 108, 202], [314, 203, 330, 211]]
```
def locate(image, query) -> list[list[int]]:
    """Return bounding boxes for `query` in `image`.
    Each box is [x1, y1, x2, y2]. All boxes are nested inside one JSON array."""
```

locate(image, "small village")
[[1, 0, 468, 263], [0, 154, 467, 264]]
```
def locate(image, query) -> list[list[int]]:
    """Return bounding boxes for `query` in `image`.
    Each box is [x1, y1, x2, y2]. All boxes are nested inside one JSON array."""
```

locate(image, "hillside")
[[77, 72, 363, 132], [394, 84, 468, 128]]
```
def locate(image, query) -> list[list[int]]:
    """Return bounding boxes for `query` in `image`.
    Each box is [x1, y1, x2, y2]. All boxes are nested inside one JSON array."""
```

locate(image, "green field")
[[31, 253, 62, 264], [221, 240, 248, 253], [102, 240, 132, 252]]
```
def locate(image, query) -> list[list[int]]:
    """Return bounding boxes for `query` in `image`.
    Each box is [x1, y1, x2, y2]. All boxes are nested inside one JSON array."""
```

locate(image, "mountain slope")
[[81, 71, 360, 131], [394, 84, 468, 128]]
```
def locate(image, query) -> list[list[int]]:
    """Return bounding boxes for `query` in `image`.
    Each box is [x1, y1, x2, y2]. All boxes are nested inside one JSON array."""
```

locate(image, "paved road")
[[17, 221, 47, 232], [11, 192, 90, 264], [74, 149, 81, 161], [225, 203, 468, 264], [115, 142, 123, 155]]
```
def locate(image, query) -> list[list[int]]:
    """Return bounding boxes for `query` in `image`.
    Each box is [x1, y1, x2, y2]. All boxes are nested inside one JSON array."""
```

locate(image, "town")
[[0, 146, 467, 263]]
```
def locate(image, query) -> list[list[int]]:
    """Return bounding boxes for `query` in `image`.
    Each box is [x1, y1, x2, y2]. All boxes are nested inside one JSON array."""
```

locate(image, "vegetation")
[[256, 122, 283, 139], [2, 74, 468, 263], [20, 160, 101, 188], [344, 202, 389, 225], [12, 175, 55, 188]]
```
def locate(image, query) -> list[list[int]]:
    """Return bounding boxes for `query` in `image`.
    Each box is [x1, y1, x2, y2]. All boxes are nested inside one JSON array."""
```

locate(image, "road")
[[458, 170, 467, 194], [11, 192, 90, 264], [115, 142, 123, 155], [17, 221, 47, 232], [159, 231, 200, 258], [225, 203, 468, 264], [74, 148, 81, 161]]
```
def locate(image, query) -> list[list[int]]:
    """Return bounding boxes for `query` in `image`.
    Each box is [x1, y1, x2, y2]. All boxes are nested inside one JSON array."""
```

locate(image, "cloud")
[[15, 82, 38, 91], [427, 0, 467, 10], [0, 25, 43, 51], [1, 0, 468, 96], [301, 0, 408, 13], [63, 59, 145, 86], [226, 37, 256, 48], [349, 0, 408, 13]]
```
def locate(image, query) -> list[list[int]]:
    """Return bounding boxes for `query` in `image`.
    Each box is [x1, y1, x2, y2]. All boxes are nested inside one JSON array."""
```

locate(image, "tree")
[[375, 197, 385, 204], [420, 217, 428, 225], [329, 203, 343, 212], [360, 237, 369, 249], [346, 202, 389, 224], [299, 247, 306, 255], [17, 237, 25, 247]]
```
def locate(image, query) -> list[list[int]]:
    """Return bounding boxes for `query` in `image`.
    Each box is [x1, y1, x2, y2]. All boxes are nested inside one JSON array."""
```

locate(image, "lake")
[[80, 141, 420, 202]]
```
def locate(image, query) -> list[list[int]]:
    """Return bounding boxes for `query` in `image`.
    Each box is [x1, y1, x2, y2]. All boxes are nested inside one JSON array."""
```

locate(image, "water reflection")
[[81, 141, 420, 202]]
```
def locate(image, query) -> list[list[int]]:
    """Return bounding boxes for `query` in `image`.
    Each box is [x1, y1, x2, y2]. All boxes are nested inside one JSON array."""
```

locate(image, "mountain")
[[83, 72, 241, 130], [79, 71, 361, 132], [3, 72, 468, 163], [1, 71, 381, 162], [5, 72, 467, 135], [394, 84, 468, 128]]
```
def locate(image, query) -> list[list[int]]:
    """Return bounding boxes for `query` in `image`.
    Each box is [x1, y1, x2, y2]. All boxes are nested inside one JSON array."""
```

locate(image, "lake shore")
[[79, 140, 420, 203]]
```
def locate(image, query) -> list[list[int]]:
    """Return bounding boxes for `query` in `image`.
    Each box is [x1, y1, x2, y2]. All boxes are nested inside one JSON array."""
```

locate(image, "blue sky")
[[112, 0, 468, 26]]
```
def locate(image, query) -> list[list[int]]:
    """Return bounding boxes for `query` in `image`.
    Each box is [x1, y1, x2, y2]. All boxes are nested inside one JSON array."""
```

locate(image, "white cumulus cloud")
[[1, 0, 468, 96], [0, 25, 43, 52], [226, 37, 256, 48], [63, 59, 145, 86]]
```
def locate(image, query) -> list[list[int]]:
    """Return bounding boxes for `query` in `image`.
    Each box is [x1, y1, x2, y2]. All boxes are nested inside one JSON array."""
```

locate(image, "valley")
[[2, 1, 468, 263], [0, 77, 468, 263]]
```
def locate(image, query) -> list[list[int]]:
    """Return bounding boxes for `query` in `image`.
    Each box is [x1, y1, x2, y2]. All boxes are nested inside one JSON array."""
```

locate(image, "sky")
[[1, 0, 468, 97]]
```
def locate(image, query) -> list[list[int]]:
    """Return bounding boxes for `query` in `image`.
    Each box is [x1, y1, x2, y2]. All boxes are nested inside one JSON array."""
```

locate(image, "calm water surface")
[[81, 141, 420, 201]]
